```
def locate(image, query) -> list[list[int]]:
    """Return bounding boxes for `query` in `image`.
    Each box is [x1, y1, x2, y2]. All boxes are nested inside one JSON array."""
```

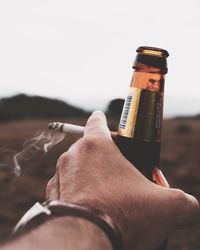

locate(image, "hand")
[[46, 111, 199, 250]]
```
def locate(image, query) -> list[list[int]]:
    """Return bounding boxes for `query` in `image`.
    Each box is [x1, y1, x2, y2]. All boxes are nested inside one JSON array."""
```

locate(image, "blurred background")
[[0, 0, 200, 249]]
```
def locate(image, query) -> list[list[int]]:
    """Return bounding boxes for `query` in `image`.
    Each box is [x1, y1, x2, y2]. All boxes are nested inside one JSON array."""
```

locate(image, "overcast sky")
[[0, 0, 200, 117]]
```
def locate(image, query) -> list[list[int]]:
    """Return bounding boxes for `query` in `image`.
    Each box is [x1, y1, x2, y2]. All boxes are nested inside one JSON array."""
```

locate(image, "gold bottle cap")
[[133, 46, 169, 74], [136, 46, 169, 58]]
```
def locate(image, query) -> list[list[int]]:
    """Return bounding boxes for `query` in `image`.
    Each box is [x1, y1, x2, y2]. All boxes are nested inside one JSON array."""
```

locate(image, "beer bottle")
[[116, 46, 169, 184], [115, 46, 169, 250]]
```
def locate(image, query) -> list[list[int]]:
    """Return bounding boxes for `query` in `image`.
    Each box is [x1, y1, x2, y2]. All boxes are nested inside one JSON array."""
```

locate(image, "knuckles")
[[56, 152, 71, 171], [171, 189, 200, 227], [56, 134, 114, 166], [173, 189, 199, 210], [77, 135, 112, 153], [80, 135, 100, 151], [55, 135, 116, 175]]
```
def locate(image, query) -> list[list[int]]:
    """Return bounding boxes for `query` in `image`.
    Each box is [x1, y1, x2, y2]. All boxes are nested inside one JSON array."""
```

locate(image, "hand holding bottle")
[[46, 111, 199, 250]]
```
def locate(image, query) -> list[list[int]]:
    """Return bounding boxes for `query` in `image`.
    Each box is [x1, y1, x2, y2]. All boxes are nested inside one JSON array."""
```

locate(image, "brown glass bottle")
[[115, 47, 169, 250], [116, 46, 169, 181]]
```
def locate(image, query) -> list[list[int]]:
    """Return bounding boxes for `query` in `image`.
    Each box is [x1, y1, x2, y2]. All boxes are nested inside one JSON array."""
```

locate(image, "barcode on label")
[[119, 95, 132, 129]]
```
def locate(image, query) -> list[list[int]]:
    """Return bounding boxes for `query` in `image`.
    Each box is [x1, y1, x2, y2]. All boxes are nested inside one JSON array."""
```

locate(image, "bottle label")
[[118, 87, 163, 142]]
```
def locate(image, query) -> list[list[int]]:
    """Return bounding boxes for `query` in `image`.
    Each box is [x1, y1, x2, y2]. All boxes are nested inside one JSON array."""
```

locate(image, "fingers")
[[84, 111, 112, 139]]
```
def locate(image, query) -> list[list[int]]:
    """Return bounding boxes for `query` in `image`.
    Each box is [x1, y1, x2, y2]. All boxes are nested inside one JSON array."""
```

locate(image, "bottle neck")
[[130, 70, 165, 93], [118, 70, 165, 142]]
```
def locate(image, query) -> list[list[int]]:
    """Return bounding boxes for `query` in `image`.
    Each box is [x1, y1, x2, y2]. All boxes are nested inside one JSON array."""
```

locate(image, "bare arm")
[[1, 217, 112, 250]]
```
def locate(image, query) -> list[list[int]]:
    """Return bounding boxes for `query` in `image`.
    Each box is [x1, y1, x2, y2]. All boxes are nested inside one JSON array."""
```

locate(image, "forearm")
[[1, 217, 112, 250]]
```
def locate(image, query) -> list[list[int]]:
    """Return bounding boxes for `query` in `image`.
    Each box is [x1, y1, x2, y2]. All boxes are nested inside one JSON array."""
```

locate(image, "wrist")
[[40, 216, 113, 250], [33, 216, 113, 250], [12, 200, 123, 250], [3, 217, 113, 250]]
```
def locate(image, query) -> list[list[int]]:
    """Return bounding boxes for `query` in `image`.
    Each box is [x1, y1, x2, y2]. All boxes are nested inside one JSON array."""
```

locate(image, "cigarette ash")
[[0, 130, 65, 177]]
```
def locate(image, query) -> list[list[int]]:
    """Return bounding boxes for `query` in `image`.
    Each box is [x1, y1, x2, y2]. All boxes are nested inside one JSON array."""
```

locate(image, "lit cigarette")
[[48, 122, 118, 138]]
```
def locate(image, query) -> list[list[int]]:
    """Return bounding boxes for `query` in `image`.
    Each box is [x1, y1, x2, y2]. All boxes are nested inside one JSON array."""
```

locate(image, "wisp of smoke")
[[0, 130, 65, 177]]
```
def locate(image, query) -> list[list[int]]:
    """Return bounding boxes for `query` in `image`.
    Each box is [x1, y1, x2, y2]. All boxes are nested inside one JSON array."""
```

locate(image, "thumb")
[[84, 111, 111, 139]]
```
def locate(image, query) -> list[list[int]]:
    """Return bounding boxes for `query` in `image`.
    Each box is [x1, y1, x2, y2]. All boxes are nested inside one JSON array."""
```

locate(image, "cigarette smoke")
[[0, 130, 65, 177]]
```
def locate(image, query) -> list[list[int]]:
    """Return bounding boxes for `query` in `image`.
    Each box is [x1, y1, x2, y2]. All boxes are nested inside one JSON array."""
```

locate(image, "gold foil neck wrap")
[[118, 88, 141, 137], [118, 87, 163, 142]]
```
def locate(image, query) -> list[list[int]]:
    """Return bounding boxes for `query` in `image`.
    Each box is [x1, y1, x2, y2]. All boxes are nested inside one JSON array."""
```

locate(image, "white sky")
[[0, 0, 200, 117]]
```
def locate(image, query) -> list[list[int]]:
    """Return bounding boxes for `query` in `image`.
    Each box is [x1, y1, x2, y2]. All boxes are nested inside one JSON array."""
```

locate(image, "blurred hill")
[[0, 94, 199, 121], [0, 94, 125, 122], [106, 98, 124, 118], [0, 94, 89, 121]]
